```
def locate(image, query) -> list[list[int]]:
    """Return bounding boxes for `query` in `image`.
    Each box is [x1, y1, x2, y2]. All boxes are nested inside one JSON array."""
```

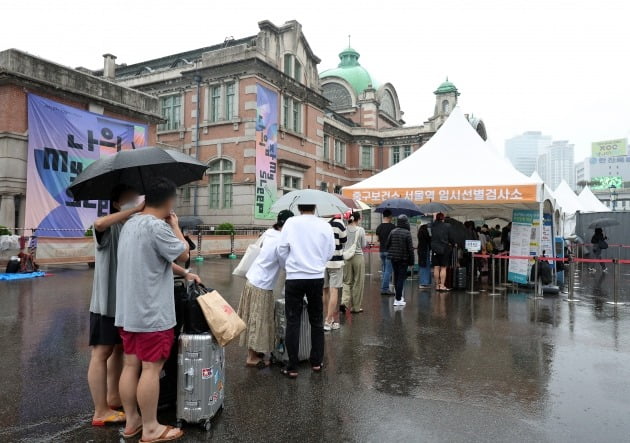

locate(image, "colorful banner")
[[25, 94, 148, 237], [254, 84, 278, 219], [508, 209, 538, 284], [344, 185, 538, 205], [592, 138, 627, 158], [541, 213, 553, 258]]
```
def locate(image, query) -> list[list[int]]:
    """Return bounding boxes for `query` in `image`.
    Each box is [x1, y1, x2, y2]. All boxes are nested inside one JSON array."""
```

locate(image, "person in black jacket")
[[386, 215, 415, 307], [431, 213, 452, 291], [590, 227, 608, 272], [417, 224, 432, 288]]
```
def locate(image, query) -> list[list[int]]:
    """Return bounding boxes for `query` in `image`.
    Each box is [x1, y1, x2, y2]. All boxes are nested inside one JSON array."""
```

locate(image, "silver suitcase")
[[271, 298, 311, 364], [176, 333, 225, 431]]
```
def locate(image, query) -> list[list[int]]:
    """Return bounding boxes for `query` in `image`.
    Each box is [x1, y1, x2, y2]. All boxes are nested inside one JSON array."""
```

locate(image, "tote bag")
[[197, 290, 246, 347], [342, 230, 360, 261], [232, 233, 265, 277]]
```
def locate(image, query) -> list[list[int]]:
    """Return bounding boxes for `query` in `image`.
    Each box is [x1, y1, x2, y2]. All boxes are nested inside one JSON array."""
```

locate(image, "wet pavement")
[[1, 254, 630, 442]]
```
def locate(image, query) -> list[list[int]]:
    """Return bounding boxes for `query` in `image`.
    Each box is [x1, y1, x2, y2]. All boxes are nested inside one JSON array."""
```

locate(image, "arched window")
[[381, 90, 396, 118], [207, 158, 234, 209], [442, 100, 450, 114], [322, 83, 352, 110]]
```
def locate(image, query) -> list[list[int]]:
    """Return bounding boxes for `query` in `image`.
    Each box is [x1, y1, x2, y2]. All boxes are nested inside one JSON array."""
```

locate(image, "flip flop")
[[312, 363, 324, 372], [280, 368, 298, 379], [121, 424, 143, 439], [92, 410, 126, 426], [140, 425, 184, 443]]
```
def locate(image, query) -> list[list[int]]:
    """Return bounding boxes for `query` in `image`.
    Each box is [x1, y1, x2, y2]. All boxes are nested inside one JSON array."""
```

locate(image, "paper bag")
[[197, 290, 246, 347]]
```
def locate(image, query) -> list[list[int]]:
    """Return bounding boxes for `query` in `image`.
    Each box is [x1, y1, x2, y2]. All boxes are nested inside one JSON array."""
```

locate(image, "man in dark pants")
[[385, 215, 415, 307], [375, 209, 395, 295], [277, 203, 335, 378]]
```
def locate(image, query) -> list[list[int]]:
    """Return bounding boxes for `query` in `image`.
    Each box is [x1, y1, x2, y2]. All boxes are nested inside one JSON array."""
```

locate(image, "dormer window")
[[283, 54, 302, 82]]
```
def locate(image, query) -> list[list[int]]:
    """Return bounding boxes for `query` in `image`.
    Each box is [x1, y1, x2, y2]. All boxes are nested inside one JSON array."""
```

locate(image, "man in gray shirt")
[[116, 178, 188, 442]]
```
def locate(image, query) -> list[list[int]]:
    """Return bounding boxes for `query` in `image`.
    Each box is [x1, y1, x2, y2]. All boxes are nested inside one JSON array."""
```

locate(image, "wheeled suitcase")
[[158, 278, 187, 408], [455, 267, 467, 289], [271, 298, 311, 364], [176, 333, 225, 431]]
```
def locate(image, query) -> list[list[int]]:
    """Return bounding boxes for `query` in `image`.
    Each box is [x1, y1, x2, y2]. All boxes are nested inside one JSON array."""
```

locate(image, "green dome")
[[434, 77, 459, 95], [320, 47, 378, 94]]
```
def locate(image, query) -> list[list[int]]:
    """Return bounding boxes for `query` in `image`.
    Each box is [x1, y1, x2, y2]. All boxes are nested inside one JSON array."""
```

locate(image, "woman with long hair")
[[341, 212, 367, 313]]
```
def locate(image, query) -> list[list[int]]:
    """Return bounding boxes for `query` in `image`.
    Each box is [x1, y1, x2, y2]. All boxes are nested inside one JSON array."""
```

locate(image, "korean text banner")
[[25, 94, 148, 237], [254, 84, 278, 220], [508, 209, 538, 284], [591, 138, 628, 158], [343, 185, 538, 205]]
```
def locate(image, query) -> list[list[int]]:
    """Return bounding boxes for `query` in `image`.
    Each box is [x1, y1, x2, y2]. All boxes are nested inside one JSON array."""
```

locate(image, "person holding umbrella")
[[590, 227, 609, 273], [386, 215, 415, 306]]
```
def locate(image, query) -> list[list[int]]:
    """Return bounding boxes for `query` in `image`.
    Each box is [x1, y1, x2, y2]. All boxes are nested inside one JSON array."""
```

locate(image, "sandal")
[[121, 424, 143, 439], [140, 425, 184, 443], [280, 368, 298, 379], [92, 410, 126, 426], [351, 309, 364, 313], [312, 363, 323, 372]]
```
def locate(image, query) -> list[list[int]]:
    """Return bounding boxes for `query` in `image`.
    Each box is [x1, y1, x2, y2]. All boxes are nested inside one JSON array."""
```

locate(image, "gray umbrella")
[[68, 147, 207, 201], [417, 202, 452, 214], [179, 216, 203, 229], [588, 218, 620, 229], [270, 189, 350, 216]]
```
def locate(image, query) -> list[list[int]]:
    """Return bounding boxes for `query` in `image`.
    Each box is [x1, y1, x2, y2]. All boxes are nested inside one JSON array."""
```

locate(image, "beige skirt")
[[237, 281, 275, 353]]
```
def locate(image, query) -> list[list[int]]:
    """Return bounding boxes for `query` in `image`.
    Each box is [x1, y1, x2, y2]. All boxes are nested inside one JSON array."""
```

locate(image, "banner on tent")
[[25, 94, 148, 238], [254, 84, 278, 220], [343, 185, 537, 205], [508, 209, 538, 284]]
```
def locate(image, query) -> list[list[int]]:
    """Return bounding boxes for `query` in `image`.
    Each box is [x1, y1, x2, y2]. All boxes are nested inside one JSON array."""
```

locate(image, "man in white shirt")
[[277, 203, 335, 378]]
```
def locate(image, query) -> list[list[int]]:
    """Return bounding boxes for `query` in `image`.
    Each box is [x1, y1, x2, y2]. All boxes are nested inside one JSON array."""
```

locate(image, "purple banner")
[[25, 94, 148, 237]]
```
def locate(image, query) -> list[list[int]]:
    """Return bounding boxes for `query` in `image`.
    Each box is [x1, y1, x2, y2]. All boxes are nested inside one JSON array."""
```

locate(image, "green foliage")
[[85, 227, 94, 237], [0, 226, 11, 236], [215, 222, 235, 235]]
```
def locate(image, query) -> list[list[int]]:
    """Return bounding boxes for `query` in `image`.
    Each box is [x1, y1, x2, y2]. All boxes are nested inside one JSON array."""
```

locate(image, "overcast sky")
[[3, 0, 628, 161]]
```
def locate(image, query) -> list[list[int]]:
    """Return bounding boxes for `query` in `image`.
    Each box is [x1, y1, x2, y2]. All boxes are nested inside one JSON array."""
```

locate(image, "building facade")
[[0, 49, 161, 230], [505, 131, 552, 177], [537, 140, 575, 191], [91, 20, 487, 228]]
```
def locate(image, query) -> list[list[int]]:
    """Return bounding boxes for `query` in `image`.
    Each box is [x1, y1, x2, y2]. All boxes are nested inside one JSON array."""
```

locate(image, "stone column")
[[0, 194, 16, 229]]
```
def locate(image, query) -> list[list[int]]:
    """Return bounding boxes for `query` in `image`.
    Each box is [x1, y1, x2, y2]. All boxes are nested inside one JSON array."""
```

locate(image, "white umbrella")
[[270, 189, 350, 216]]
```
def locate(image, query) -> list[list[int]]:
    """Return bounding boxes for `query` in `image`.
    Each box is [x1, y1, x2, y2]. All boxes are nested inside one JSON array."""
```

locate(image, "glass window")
[[403, 145, 412, 158], [284, 54, 292, 76], [392, 146, 400, 165], [333, 185, 342, 194], [442, 100, 450, 114], [207, 158, 233, 209], [283, 175, 302, 191], [320, 182, 328, 192], [294, 60, 302, 82], [292, 99, 301, 133], [160, 95, 181, 131], [210, 86, 221, 122], [282, 96, 290, 129], [225, 83, 235, 120], [361, 145, 373, 169], [335, 140, 346, 165], [323, 135, 330, 161]]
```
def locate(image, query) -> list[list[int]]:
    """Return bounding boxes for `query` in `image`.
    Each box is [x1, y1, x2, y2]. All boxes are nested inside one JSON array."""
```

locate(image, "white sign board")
[[465, 240, 481, 252]]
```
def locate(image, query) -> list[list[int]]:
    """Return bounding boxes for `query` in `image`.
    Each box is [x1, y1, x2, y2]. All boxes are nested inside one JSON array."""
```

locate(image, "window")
[[225, 83, 235, 120], [210, 86, 221, 122], [292, 99, 301, 132], [361, 145, 373, 169], [442, 100, 450, 114], [283, 175, 302, 192], [320, 182, 328, 192], [283, 54, 293, 76], [160, 95, 181, 131], [282, 96, 290, 129], [403, 145, 412, 158], [181, 185, 191, 202], [207, 158, 234, 209], [294, 60, 302, 82], [392, 146, 400, 165], [334, 185, 342, 194], [323, 135, 330, 161], [334, 140, 346, 165]]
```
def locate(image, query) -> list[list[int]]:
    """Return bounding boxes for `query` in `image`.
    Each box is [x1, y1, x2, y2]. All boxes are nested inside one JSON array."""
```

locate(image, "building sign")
[[591, 176, 623, 190], [344, 185, 538, 205], [508, 209, 538, 284], [592, 138, 628, 158], [254, 84, 279, 220], [25, 94, 148, 237]]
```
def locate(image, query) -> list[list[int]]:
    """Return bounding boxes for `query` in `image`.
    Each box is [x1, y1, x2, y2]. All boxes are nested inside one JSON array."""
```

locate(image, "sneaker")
[[588, 267, 597, 273], [324, 322, 332, 331], [330, 322, 340, 330], [393, 299, 407, 306], [603, 268, 608, 273], [380, 290, 394, 295]]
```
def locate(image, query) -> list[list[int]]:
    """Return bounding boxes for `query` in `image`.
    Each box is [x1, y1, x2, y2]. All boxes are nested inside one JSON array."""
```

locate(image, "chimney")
[[102, 53, 117, 79]]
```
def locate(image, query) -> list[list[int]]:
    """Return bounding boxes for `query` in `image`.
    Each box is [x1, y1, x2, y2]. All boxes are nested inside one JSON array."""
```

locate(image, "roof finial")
[[348, 34, 351, 48], [446, 76, 449, 81]]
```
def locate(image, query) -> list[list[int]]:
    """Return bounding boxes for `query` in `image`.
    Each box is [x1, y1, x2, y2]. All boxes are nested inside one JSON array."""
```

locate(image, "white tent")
[[343, 107, 542, 217], [554, 180, 584, 236], [578, 186, 610, 212]]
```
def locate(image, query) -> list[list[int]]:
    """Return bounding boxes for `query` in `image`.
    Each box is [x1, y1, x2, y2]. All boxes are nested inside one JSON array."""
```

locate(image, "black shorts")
[[89, 312, 122, 346], [432, 251, 450, 267]]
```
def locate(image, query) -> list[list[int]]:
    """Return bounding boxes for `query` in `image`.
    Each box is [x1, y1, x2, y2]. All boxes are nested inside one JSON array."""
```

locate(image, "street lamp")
[[609, 185, 618, 211]]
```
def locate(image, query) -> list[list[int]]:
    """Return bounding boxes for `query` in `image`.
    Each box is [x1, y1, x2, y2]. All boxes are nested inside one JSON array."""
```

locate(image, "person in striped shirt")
[[323, 215, 347, 331]]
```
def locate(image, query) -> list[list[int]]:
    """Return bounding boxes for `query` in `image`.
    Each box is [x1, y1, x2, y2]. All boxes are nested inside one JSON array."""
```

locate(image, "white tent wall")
[[578, 186, 610, 212]]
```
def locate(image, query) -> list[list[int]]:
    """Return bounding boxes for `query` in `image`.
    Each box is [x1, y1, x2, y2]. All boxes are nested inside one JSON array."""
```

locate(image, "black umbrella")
[[179, 216, 203, 229], [417, 202, 451, 214], [375, 198, 423, 217], [588, 218, 620, 229], [444, 217, 467, 248], [68, 147, 207, 201]]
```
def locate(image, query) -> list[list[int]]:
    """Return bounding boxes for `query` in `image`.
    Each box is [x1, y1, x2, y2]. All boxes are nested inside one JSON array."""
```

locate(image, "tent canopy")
[[343, 107, 541, 216], [578, 186, 610, 213], [554, 180, 583, 215]]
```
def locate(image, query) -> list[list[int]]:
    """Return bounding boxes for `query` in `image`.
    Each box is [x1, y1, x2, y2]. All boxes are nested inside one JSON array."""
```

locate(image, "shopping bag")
[[197, 290, 246, 347], [183, 281, 211, 334], [232, 234, 265, 277]]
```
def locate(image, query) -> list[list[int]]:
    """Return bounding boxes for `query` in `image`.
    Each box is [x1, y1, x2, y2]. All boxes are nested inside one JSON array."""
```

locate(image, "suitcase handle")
[[184, 369, 194, 392]]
